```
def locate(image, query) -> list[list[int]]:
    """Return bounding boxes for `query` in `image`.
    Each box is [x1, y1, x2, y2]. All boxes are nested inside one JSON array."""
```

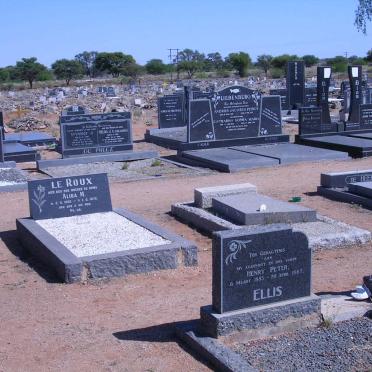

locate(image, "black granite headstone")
[[60, 112, 132, 157], [158, 95, 184, 128], [106, 87, 116, 97], [269, 89, 288, 110], [304, 87, 317, 106], [348, 65, 363, 123], [212, 226, 311, 313], [188, 99, 215, 142], [259, 96, 282, 135], [62, 106, 87, 116], [28, 173, 112, 220], [299, 107, 322, 134], [286, 61, 305, 109], [360, 104, 372, 129], [0, 112, 4, 140], [0, 127, 4, 163], [211, 86, 260, 139], [316, 67, 332, 124]]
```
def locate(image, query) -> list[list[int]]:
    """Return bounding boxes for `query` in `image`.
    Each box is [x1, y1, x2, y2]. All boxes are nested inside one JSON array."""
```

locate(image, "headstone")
[[360, 104, 372, 129], [158, 95, 184, 128], [269, 88, 288, 110], [62, 105, 87, 116], [188, 99, 215, 142], [259, 96, 282, 135], [304, 87, 317, 106], [348, 65, 363, 124], [106, 87, 116, 97], [60, 112, 132, 157], [321, 169, 372, 188], [286, 61, 305, 109], [0, 112, 4, 140], [28, 173, 112, 220], [212, 226, 311, 313], [299, 107, 322, 134], [0, 127, 4, 163], [317, 66, 332, 124]]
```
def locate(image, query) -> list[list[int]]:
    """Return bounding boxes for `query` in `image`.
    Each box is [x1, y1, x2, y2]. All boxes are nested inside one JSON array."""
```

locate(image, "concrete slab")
[[179, 148, 279, 172], [321, 169, 372, 188], [348, 181, 372, 198], [212, 194, 317, 225], [347, 132, 372, 140], [194, 183, 257, 208], [3, 142, 38, 162], [5, 132, 56, 147], [232, 143, 349, 164]]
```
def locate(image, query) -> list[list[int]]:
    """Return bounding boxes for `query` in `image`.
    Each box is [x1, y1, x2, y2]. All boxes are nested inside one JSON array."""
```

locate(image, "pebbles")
[[36, 211, 170, 257]]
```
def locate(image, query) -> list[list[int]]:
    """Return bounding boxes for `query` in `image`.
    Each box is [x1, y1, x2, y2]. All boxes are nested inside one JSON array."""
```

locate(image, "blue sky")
[[0, 0, 370, 67]]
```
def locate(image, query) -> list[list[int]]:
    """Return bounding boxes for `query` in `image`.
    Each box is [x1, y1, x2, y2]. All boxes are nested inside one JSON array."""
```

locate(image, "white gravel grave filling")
[[36, 211, 171, 257]]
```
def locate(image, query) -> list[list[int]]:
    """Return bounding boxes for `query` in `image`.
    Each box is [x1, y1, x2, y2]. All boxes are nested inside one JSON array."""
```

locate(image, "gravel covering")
[[233, 318, 372, 371], [0, 167, 28, 185], [36, 211, 171, 257]]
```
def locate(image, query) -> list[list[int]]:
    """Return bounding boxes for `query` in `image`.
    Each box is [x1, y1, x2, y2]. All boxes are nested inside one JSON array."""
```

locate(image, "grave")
[[286, 61, 305, 109], [269, 88, 288, 110], [177, 225, 321, 371], [16, 173, 197, 283], [158, 94, 185, 128], [318, 169, 372, 209], [62, 105, 88, 116], [37, 112, 158, 170], [299, 107, 338, 135]]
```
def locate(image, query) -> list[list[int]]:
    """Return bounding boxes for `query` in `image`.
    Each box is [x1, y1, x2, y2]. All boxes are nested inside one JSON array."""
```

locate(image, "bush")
[[270, 68, 284, 78]]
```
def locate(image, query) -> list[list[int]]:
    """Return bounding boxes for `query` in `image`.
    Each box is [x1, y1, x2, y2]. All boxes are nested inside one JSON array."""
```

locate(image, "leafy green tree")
[[256, 54, 273, 76], [15, 57, 47, 88], [204, 52, 224, 71], [348, 55, 367, 65], [326, 56, 348, 72], [177, 49, 205, 78], [226, 52, 251, 77], [75, 51, 98, 77], [36, 70, 54, 81], [302, 55, 319, 67], [94, 52, 136, 77], [0, 68, 10, 82], [354, 0, 372, 33], [271, 54, 299, 70], [52, 59, 84, 85], [366, 49, 372, 62], [145, 59, 167, 74], [121, 63, 144, 78]]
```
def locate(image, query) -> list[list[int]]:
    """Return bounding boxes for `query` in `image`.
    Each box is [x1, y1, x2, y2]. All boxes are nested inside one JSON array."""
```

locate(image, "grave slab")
[[347, 132, 372, 140], [320, 169, 372, 188], [179, 148, 279, 172], [3, 142, 38, 162], [212, 194, 317, 225], [231, 143, 349, 164], [348, 181, 372, 198], [5, 132, 57, 147], [194, 183, 257, 209]]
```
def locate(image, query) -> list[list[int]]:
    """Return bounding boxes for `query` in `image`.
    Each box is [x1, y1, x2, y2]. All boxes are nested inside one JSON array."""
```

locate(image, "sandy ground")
[[0, 117, 372, 371]]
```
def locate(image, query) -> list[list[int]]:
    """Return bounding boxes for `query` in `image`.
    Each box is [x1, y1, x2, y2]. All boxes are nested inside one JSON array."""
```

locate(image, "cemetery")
[[0, 4, 371, 365]]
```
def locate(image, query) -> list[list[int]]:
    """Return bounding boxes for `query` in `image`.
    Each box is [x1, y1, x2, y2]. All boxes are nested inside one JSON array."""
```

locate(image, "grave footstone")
[[347, 65, 363, 127], [317, 66, 332, 124], [286, 61, 305, 109], [158, 95, 185, 128]]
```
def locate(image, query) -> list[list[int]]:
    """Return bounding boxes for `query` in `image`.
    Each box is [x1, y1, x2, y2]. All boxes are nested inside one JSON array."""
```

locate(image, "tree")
[[256, 54, 273, 76], [0, 68, 10, 82], [354, 0, 372, 34], [226, 52, 251, 77], [75, 51, 98, 77], [94, 52, 136, 77], [326, 55, 348, 72], [366, 49, 372, 62], [302, 54, 319, 67], [177, 49, 205, 78], [52, 59, 84, 85], [145, 59, 167, 74], [15, 57, 47, 88], [204, 52, 224, 71], [271, 54, 299, 70], [348, 55, 367, 65]]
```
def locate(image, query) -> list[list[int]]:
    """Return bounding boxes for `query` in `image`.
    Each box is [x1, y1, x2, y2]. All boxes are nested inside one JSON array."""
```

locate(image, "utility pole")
[[167, 48, 179, 83]]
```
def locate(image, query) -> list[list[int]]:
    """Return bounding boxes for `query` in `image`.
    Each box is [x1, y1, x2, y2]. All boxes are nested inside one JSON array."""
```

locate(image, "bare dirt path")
[[1, 156, 372, 371]]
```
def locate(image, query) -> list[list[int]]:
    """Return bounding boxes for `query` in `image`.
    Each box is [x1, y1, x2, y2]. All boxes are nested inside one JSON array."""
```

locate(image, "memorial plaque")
[[188, 99, 215, 142], [28, 173, 112, 220], [269, 89, 288, 110], [304, 87, 317, 106], [211, 86, 260, 139], [62, 105, 86, 116], [259, 96, 282, 135], [317, 66, 332, 124], [212, 226, 311, 313], [158, 95, 184, 128], [299, 107, 322, 134], [360, 104, 372, 129], [60, 112, 132, 157], [286, 61, 305, 108], [348, 65, 363, 123]]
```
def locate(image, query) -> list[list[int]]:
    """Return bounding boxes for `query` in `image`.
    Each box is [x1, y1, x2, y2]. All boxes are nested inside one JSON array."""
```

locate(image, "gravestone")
[[299, 107, 323, 134], [0, 111, 4, 140], [286, 61, 305, 109], [212, 226, 311, 313], [347, 65, 363, 125], [106, 87, 116, 97], [320, 169, 372, 188], [304, 87, 317, 106], [28, 173, 112, 220], [269, 88, 288, 110], [158, 95, 184, 128], [60, 112, 132, 157], [259, 96, 282, 135], [188, 99, 215, 142], [62, 105, 87, 116], [0, 127, 4, 163], [360, 104, 372, 129], [317, 66, 332, 124]]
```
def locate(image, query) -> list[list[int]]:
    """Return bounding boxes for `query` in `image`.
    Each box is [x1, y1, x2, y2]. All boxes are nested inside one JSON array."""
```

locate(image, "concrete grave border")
[[16, 207, 197, 283]]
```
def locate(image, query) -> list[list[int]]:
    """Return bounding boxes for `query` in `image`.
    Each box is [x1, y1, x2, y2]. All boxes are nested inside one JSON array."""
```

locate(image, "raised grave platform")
[[3, 142, 39, 162], [5, 132, 57, 147]]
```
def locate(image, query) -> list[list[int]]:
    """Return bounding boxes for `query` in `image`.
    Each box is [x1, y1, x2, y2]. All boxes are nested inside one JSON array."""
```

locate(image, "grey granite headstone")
[[286, 61, 305, 109], [317, 66, 332, 124], [28, 173, 112, 220], [212, 225, 311, 313]]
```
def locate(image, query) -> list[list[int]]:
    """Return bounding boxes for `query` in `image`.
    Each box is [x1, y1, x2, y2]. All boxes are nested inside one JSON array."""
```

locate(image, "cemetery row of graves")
[[0, 61, 371, 370]]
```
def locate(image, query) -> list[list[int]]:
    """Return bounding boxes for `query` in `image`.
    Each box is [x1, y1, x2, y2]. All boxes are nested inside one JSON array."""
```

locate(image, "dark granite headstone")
[[269, 89, 288, 110], [317, 66, 332, 124], [28, 173, 112, 220], [321, 169, 372, 188], [60, 112, 132, 157], [0, 127, 4, 163], [212, 226, 311, 313], [348, 65, 363, 123], [367, 87, 372, 104], [106, 87, 116, 97], [259, 96, 282, 135], [192, 91, 213, 100], [360, 104, 372, 129], [62, 106, 87, 116], [211, 86, 260, 139], [286, 61, 305, 109], [304, 87, 317, 106], [158, 95, 184, 128], [299, 107, 322, 134], [188, 99, 215, 142], [0, 112, 4, 140]]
